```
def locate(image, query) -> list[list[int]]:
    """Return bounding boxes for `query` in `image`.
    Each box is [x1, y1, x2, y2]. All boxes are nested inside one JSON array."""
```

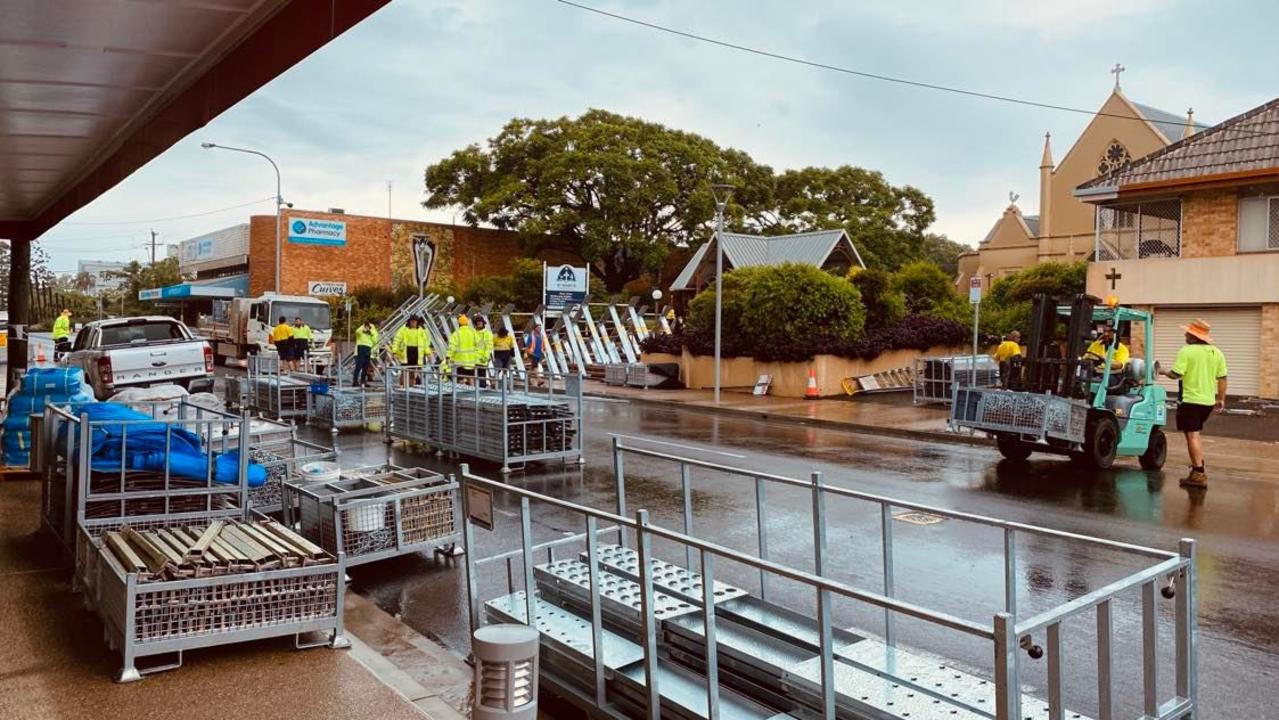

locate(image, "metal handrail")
[[616, 442, 1178, 559], [460, 465, 993, 639], [1014, 556, 1186, 636]]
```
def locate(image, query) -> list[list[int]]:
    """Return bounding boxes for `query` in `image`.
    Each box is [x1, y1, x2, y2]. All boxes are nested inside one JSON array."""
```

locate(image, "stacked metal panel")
[[307, 386, 387, 430], [605, 363, 630, 386], [387, 377, 581, 469]]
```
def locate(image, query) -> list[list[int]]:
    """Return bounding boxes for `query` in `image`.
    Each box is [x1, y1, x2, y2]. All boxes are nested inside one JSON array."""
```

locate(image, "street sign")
[[544, 264, 589, 311], [412, 235, 436, 289], [969, 277, 982, 304], [307, 281, 346, 296], [466, 485, 495, 531]]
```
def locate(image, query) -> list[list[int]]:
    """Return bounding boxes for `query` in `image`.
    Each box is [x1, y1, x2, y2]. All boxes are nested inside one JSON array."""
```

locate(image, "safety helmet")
[[457, 315, 470, 326]]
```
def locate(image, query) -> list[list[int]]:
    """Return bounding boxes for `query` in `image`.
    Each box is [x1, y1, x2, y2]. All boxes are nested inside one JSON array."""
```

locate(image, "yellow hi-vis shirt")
[[1085, 340, 1129, 369], [992, 340, 1022, 363], [270, 322, 293, 344], [1172, 343, 1228, 406], [493, 334, 515, 352], [476, 327, 494, 363], [52, 314, 71, 340], [392, 326, 431, 362], [448, 325, 480, 369], [293, 324, 313, 341], [355, 325, 378, 348]]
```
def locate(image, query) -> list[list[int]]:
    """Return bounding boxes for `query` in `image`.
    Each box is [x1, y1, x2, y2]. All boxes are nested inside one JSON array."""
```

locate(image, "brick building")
[[247, 208, 536, 297], [1077, 96, 1279, 398]]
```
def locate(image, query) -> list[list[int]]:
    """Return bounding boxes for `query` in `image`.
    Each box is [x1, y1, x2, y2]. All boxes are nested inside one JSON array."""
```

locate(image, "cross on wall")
[[1106, 267, 1123, 290]]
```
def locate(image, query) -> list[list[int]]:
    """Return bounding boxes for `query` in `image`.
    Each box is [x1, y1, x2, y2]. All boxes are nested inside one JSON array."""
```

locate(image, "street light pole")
[[710, 183, 735, 404], [201, 143, 283, 293]]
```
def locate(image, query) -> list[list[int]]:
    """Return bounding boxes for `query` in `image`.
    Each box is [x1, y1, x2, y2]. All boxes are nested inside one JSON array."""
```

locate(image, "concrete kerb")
[[585, 390, 994, 448]]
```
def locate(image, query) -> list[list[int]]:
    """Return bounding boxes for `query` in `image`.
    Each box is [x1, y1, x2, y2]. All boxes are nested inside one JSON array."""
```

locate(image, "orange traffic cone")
[[36, 345, 46, 364], [805, 367, 820, 399]]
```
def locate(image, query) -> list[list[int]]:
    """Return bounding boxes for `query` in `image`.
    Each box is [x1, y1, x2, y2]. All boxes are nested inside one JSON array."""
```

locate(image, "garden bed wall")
[[643, 345, 979, 398]]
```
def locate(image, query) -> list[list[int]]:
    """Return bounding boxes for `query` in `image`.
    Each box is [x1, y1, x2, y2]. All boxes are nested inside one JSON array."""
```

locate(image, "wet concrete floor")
[[314, 397, 1274, 720]]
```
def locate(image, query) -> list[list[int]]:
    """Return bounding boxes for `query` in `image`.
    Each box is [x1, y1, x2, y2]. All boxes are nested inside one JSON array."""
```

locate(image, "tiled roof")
[[670, 229, 863, 291], [1079, 96, 1279, 191], [1023, 214, 1040, 236]]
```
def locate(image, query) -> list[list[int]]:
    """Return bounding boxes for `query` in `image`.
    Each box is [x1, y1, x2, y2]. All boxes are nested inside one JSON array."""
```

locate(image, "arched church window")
[[1097, 140, 1131, 175]]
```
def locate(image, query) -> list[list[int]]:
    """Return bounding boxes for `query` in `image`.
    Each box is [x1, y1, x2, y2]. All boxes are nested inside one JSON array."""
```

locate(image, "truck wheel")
[[1084, 414, 1120, 470], [1139, 427, 1167, 471], [997, 435, 1033, 461]]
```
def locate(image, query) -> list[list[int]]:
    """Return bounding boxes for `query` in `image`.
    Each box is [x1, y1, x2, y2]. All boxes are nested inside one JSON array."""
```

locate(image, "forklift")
[[950, 294, 1168, 470]]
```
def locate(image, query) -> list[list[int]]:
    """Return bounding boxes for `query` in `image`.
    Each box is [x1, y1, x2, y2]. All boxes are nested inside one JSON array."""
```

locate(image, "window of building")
[[1238, 195, 1279, 252], [1095, 199, 1182, 260], [1097, 140, 1131, 176]]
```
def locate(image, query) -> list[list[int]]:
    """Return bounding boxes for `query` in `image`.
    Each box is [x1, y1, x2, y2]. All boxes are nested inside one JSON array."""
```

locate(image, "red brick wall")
[[249, 210, 393, 296], [1181, 190, 1238, 258]]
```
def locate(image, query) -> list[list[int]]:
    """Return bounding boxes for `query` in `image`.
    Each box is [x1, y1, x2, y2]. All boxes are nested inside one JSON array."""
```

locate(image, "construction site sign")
[[544, 264, 588, 310]]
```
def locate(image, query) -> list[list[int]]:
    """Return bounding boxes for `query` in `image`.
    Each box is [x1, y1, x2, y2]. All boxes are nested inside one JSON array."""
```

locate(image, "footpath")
[[586, 382, 1279, 478], [0, 478, 471, 720]]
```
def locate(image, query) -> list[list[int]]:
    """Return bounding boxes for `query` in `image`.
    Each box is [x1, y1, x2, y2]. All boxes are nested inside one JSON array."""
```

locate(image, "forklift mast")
[[1008, 293, 1096, 398]]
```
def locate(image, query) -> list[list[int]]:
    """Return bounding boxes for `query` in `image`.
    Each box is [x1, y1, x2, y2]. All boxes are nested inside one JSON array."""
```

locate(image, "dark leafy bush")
[[841, 314, 969, 359], [462, 276, 516, 306], [851, 267, 905, 330]]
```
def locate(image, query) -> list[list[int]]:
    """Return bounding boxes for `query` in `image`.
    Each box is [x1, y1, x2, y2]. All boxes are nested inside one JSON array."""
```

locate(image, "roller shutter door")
[[1153, 307, 1260, 397]]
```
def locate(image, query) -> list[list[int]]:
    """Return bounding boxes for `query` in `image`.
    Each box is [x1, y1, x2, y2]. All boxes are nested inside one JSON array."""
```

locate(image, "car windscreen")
[[98, 321, 188, 347], [272, 302, 331, 330]]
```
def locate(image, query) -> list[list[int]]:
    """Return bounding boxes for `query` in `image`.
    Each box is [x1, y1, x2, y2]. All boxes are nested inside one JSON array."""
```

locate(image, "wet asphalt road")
[[314, 396, 1275, 720]]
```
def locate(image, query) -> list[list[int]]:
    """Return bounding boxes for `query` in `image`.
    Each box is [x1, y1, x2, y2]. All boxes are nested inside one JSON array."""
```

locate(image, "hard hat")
[[457, 315, 470, 326]]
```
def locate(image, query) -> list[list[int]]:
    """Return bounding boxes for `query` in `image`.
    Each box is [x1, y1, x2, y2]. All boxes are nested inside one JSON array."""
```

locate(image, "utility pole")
[[149, 229, 158, 265], [710, 183, 736, 404]]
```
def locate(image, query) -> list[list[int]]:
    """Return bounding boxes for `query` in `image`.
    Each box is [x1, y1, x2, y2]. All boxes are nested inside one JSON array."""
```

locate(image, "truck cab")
[[206, 294, 332, 363]]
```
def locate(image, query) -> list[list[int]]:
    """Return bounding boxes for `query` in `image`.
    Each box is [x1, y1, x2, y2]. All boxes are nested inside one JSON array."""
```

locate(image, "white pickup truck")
[[63, 316, 214, 400]]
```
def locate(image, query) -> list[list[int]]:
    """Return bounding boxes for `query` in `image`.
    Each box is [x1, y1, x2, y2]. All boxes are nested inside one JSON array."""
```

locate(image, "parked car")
[[62, 316, 214, 400]]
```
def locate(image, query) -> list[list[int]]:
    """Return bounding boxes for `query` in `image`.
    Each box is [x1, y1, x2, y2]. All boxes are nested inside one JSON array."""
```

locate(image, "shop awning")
[[139, 274, 248, 301]]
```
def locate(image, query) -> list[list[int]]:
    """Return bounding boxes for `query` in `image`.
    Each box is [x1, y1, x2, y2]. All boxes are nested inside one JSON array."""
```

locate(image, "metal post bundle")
[[247, 353, 309, 420], [460, 444, 1199, 720], [385, 366, 583, 473]]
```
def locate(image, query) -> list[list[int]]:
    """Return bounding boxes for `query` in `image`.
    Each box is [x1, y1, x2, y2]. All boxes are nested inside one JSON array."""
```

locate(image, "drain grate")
[[893, 511, 945, 526]]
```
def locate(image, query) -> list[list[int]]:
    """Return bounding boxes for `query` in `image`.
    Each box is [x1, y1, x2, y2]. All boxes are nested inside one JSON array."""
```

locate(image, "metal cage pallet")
[[951, 387, 1088, 443], [386, 368, 583, 473], [247, 355, 309, 420], [913, 355, 1001, 405], [283, 465, 461, 567], [306, 385, 387, 431], [247, 428, 337, 518]]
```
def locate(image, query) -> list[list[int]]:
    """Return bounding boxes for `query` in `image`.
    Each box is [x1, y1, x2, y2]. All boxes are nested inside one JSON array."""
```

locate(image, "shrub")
[[982, 261, 1086, 337], [462, 276, 516, 306], [841, 314, 969, 359], [850, 267, 905, 330]]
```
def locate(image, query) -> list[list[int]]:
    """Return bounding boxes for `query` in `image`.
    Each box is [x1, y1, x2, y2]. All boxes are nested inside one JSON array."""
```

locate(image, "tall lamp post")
[[201, 143, 284, 293], [710, 183, 735, 404]]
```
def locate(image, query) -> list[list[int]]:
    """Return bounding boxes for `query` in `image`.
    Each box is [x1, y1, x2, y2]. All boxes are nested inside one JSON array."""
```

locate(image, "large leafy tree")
[[745, 166, 936, 270], [425, 109, 770, 292], [104, 257, 184, 317]]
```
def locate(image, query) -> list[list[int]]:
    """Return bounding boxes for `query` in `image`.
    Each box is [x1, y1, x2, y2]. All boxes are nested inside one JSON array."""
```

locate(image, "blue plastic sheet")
[[56, 402, 267, 487]]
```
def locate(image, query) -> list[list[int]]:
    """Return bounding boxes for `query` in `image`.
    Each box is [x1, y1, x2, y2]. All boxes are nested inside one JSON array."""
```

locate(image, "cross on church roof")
[[1111, 62, 1126, 90]]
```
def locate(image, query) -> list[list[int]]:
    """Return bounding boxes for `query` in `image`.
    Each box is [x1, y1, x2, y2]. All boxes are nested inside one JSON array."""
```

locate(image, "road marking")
[[585, 396, 629, 403], [605, 433, 746, 459]]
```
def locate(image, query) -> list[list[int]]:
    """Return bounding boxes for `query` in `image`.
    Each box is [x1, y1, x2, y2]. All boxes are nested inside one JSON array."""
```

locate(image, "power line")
[[61, 196, 275, 226], [556, 0, 1276, 139]]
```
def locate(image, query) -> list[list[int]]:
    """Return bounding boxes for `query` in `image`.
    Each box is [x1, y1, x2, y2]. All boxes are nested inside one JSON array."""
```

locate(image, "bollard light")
[[472, 623, 539, 719]]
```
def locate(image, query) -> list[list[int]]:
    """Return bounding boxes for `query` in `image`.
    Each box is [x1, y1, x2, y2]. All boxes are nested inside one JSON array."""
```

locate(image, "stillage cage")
[[283, 464, 461, 567], [243, 421, 337, 518], [306, 383, 387, 431], [386, 367, 583, 473], [914, 354, 1001, 405], [247, 354, 309, 420], [951, 386, 1088, 444]]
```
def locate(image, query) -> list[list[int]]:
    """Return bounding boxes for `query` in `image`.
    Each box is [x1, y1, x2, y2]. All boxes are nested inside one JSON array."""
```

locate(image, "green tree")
[[919, 233, 969, 276], [850, 268, 905, 330], [893, 260, 968, 323], [983, 261, 1087, 336], [104, 257, 184, 317], [425, 109, 770, 292], [747, 166, 936, 270]]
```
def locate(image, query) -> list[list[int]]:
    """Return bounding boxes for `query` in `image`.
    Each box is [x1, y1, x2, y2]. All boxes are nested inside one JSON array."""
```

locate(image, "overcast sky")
[[37, 0, 1278, 274]]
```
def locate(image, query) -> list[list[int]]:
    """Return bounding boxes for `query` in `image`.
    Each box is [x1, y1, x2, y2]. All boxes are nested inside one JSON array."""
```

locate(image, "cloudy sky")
[[37, 0, 1278, 274]]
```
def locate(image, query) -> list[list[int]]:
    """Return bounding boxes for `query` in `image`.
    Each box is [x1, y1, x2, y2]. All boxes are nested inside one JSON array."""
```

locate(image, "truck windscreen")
[[273, 302, 331, 330]]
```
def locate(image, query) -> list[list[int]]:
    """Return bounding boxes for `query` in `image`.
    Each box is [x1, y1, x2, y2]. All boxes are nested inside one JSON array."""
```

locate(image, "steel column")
[[755, 476, 769, 601], [1047, 622, 1063, 720], [881, 503, 895, 647], [586, 516, 607, 707], [612, 437, 628, 549], [520, 497, 537, 629], [1142, 580, 1158, 717], [1004, 527, 1018, 617], [681, 462, 695, 570], [702, 551, 721, 720], [1097, 599, 1113, 720], [1176, 539, 1197, 707], [634, 510, 661, 720], [993, 612, 1021, 720]]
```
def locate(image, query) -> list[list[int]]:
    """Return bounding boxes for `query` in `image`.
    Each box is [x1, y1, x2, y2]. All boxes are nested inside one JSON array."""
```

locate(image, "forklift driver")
[[1082, 324, 1129, 374]]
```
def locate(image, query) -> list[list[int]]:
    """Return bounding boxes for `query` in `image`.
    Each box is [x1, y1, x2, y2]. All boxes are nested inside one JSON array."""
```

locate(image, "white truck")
[[63, 316, 214, 400], [201, 293, 333, 364]]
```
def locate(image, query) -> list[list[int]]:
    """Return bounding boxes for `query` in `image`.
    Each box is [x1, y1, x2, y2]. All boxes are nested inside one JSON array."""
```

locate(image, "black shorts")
[[406, 347, 419, 366], [455, 366, 475, 377], [1176, 402, 1214, 432]]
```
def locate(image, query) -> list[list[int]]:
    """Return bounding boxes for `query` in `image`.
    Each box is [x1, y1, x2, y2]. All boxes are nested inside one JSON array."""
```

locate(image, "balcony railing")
[[1096, 199, 1183, 260]]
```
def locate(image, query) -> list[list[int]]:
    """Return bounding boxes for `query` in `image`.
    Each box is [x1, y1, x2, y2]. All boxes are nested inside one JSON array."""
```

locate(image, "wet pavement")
[[320, 395, 1277, 720]]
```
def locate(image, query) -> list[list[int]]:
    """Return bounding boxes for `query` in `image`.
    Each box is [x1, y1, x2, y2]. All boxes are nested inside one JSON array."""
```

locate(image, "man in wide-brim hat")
[[1159, 319, 1227, 488]]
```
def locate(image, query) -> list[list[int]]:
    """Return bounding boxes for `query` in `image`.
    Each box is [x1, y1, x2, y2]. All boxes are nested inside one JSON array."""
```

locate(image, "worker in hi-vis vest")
[[392, 316, 432, 385], [354, 321, 378, 386], [292, 316, 313, 371], [447, 315, 480, 384], [52, 309, 73, 357], [473, 316, 494, 386]]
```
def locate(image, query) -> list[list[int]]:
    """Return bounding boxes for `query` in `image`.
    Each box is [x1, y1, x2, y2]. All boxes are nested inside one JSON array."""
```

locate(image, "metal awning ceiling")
[[0, 0, 391, 242]]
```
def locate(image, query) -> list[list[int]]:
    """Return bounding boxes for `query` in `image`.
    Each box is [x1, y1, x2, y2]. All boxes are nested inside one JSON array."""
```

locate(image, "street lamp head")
[[710, 182, 736, 207], [651, 289, 663, 301], [200, 142, 216, 149]]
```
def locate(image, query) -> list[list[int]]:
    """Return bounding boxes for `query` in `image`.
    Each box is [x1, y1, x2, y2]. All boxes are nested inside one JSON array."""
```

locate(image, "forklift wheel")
[[1139, 427, 1168, 471], [1084, 414, 1120, 470], [996, 435, 1033, 462]]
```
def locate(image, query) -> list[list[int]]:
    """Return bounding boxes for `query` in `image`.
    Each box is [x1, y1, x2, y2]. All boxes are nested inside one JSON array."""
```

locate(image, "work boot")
[[1180, 468, 1207, 488]]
